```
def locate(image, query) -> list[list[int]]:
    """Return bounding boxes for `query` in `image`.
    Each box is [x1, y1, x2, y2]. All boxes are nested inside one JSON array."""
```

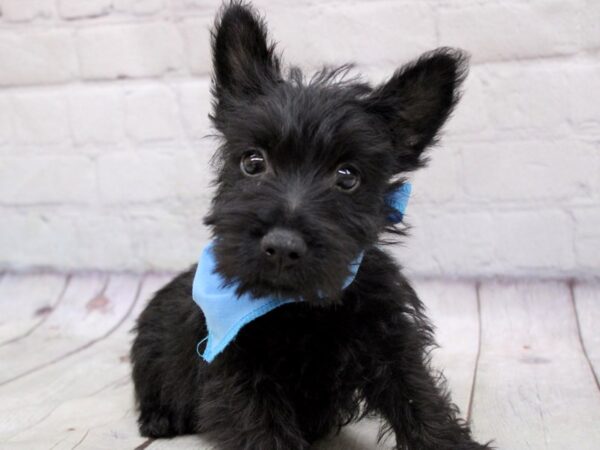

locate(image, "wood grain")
[[0, 274, 144, 446], [572, 282, 600, 389], [2, 276, 599, 449], [0, 273, 67, 346], [0, 274, 111, 385], [470, 281, 600, 449]]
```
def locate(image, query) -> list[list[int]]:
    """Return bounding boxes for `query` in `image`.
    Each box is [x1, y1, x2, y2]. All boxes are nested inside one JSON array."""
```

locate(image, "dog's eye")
[[240, 150, 267, 176], [335, 165, 361, 192]]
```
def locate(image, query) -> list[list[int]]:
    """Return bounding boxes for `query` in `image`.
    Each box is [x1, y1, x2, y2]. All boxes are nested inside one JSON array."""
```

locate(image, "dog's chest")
[[230, 301, 363, 379]]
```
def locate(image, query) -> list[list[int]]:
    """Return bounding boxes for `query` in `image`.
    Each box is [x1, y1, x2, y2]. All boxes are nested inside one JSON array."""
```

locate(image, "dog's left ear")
[[364, 48, 468, 171], [211, 2, 281, 101]]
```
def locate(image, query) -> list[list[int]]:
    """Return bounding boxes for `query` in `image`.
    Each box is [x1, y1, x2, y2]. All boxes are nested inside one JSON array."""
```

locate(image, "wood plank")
[[314, 418, 392, 450], [573, 281, 600, 387], [0, 274, 171, 449], [0, 274, 110, 385], [415, 279, 480, 415], [53, 275, 178, 450], [147, 436, 205, 449], [1, 277, 597, 449], [471, 281, 600, 450], [1, 276, 479, 450], [0, 273, 67, 345]]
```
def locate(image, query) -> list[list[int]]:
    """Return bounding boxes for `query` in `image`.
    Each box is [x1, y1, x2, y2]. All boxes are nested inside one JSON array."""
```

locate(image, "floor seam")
[[134, 438, 155, 450], [466, 281, 483, 423], [569, 280, 600, 393]]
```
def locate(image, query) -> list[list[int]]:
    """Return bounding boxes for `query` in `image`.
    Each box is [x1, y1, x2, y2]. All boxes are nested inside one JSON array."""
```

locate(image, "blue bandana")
[[193, 183, 412, 362]]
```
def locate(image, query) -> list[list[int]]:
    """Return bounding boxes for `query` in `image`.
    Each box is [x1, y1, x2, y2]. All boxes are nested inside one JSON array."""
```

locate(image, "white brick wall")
[[0, 0, 598, 279]]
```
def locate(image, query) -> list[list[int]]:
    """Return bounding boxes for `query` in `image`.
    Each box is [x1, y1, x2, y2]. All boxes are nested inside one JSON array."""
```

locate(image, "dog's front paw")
[[138, 410, 177, 438]]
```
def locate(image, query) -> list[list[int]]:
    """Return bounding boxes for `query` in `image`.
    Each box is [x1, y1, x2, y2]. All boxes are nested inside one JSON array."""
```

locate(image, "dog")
[[131, 2, 490, 449]]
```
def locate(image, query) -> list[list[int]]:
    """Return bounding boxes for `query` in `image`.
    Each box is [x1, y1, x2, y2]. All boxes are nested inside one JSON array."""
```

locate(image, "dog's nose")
[[261, 228, 307, 266]]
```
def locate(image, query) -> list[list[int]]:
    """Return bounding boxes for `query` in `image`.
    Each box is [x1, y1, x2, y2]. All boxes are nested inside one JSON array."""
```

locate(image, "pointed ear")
[[364, 48, 468, 171], [211, 2, 281, 101]]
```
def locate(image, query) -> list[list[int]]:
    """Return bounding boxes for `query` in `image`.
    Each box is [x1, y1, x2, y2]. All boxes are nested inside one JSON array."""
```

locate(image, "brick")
[[129, 208, 211, 270], [581, 0, 600, 50], [125, 85, 179, 141], [266, 2, 436, 70], [574, 208, 600, 269], [68, 87, 124, 145], [492, 210, 575, 271], [0, 204, 211, 271], [76, 23, 184, 80], [0, 209, 135, 270], [461, 140, 598, 202], [0, 156, 96, 204], [183, 2, 436, 74], [480, 64, 570, 132], [178, 80, 213, 139], [12, 92, 71, 145], [409, 146, 461, 204], [0, 95, 12, 144], [0, 30, 78, 86], [113, 0, 164, 15], [437, 0, 582, 62], [179, 17, 213, 76], [58, 0, 112, 19], [444, 67, 489, 136], [173, 0, 293, 13], [170, 0, 212, 12], [2, 0, 55, 22], [63, 212, 136, 269], [96, 150, 209, 203], [0, 211, 49, 269], [0, 205, 209, 271], [566, 64, 600, 127], [398, 210, 496, 276]]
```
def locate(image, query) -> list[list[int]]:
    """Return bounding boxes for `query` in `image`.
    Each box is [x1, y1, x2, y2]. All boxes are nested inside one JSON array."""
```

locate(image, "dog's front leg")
[[360, 337, 488, 450], [198, 372, 309, 450]]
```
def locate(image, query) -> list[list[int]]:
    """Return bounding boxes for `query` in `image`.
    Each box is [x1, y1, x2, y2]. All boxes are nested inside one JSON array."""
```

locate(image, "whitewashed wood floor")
[[0, 272, 599, 450]]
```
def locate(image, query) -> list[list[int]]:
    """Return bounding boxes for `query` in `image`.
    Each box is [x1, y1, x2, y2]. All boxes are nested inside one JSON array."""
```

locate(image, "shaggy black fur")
[[131, 2, 491, 449]]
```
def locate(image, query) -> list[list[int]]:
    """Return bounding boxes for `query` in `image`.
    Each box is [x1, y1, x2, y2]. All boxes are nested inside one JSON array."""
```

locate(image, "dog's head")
[[204, 2, 467, 303]]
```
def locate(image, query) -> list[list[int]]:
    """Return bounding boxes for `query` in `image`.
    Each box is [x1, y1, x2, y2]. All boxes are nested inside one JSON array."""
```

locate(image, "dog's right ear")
[[363, 48, 468, 172], [211, 2, 281, 102]]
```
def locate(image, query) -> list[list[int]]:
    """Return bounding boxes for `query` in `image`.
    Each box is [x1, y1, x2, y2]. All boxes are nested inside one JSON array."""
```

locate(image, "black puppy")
[[131, 2, 489, 449]]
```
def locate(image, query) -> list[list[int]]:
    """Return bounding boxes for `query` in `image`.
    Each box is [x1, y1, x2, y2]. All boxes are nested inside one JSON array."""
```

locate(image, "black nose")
[[260, 228, 307, 266]]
